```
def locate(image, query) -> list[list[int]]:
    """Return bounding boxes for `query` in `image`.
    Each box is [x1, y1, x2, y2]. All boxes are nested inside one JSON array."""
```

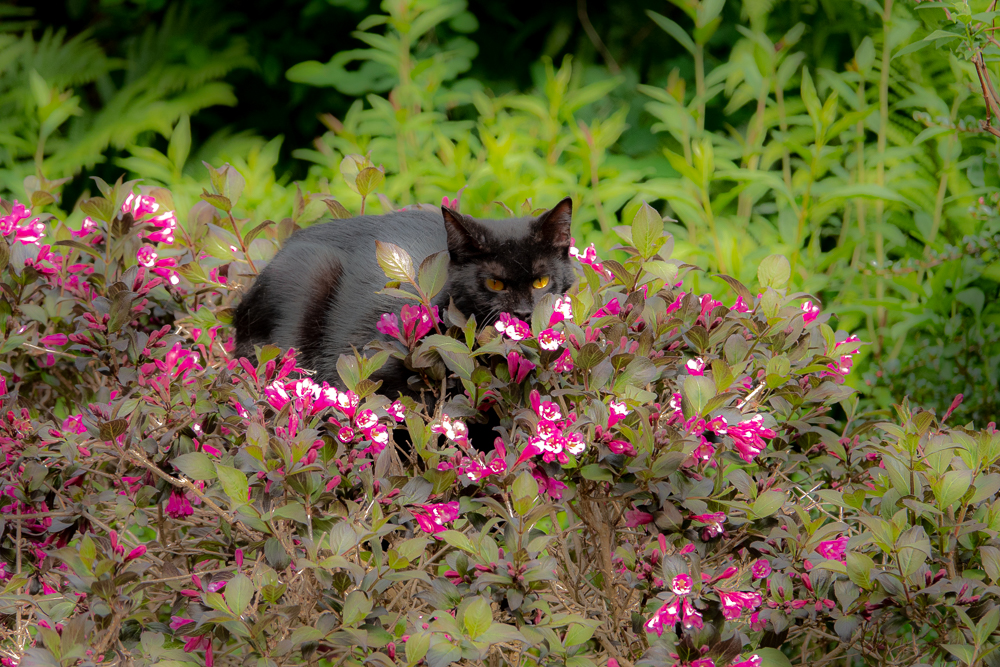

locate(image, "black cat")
[[233, 198, 576, 397]]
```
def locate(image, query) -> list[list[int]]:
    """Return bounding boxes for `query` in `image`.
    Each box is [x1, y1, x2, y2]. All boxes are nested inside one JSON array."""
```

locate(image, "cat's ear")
[[442, 207, 487, 261], [532, 197, 573, 250]]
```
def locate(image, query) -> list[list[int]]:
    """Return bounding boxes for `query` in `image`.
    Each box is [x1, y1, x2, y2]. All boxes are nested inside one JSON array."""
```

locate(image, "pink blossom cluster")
[[664, 392, 777, 465], [591, 399, 635, 456], [430, 414, 469, 448], [440, 437, 508, 482], [718, 589, 763, 620], [109, 530, 146, 562], [821, 335, 862, 381], [262, 372, 402, 458], [120, 193, 181, 286], [494, 313, 531, 340], [0, 200, 45, 245], [569, 241, 613, 278], [644, 573, 704, 635], [377, 304, 440, 347], [411, 501, 459, 535], [728, 414, 777, 463], [663, 393, 729, 465], [816, 535, 848, 562], [514, 390, 586, 465]]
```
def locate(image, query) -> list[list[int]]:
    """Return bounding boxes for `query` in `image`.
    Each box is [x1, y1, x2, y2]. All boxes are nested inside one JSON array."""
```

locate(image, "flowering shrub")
[[0, 168, 998, 667]]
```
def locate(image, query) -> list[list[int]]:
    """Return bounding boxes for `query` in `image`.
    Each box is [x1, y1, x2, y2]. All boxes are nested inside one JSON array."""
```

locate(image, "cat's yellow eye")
[[532, 276, 550, 289], [486, 278, 506, 292]]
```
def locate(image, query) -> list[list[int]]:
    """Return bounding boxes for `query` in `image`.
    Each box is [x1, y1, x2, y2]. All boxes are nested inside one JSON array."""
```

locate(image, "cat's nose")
[[513, 309, 533, 321]]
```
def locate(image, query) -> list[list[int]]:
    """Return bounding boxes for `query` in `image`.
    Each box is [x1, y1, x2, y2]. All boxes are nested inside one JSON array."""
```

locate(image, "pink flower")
[[39, 334, 68, 346], [386, 401, 406, 422], [123, 193, 159, 218], [569, 242, 614, 279], [146, 210, 177, 244], [170, 616, 195, 631], [549, 295, 573, 326], [817, 536, 848, 562], [731, 295, 751, 313], [729, 414, 776, 463], [531, 393, 562, 421], [608, 439, 635, 456], [125, 545, 147, 561], [552, 348, 574, 372], [376, 313, 400, 338], [166, 490, 194, 518], [681, 597, 703, 629], [752, 558, 771, 579], [494, 312, 531, 340], [399, 304, 439, 341], [607, 400, 629, 429], [671, 573, 693, 595], [73, 216, 98, 238], [507, 351, 536, 383], [644, 599, 681, 635], [699, 293, 723, 324], [691, 512, 725, 540], [137, 246, 158, 267], [430, 415, 469, 447], [538, 327, 565, 350], [686, 358, 705, 375], [732, 656, 762, 667], [718, 590, 762, 620], [801, 300, 820, 323], [691, 660, 716, 667], [412, 501, 460, 535]]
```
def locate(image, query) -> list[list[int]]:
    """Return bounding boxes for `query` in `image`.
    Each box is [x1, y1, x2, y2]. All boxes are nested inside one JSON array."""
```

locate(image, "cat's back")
[[280, 208, 447, 259], [233, 207, 448, 373]]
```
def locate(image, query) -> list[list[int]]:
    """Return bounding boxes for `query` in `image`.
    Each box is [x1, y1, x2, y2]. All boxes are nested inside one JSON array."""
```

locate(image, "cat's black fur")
[[233, 198, 576, 397]]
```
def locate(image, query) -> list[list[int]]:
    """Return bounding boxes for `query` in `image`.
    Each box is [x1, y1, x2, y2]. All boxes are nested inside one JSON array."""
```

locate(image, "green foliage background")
[[3, 0, 999, 423]]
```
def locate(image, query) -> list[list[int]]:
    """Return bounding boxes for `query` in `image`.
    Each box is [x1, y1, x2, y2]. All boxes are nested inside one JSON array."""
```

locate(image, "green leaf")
[[342, 590, 371, 626], [818, 184, 914, 207], [464, 596, 493, 639], [324, 198, 352, 219], [171, 452, 218, 481], [405, 632, 431, 664], [752, 490, 786, 518], [441, 530, 476, 554], [215, 464, 249, 508], [935, 469, 972, 509], [755, 648, 794, 667], [200, 192, 232, 213], [418, 251, 450, 299], [846, 551, 874, 590], [580, 464, 614, 482], [564, 622, 596, 647], [631, 201, 663, 259], [757, 254, 791, 289], [374, 240, 416, 283], [981, 546, 1000, 584], [683, 374, 716, 415], [227, 573, 253, 616], [647, 11, 696, 54], [943, 644, 977, 666], [168, 114, 191, 171], [355, 166, 385, 196]]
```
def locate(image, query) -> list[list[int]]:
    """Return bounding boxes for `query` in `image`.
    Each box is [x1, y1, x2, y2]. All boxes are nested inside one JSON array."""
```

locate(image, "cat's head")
[[441, 197, 576, 323]]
